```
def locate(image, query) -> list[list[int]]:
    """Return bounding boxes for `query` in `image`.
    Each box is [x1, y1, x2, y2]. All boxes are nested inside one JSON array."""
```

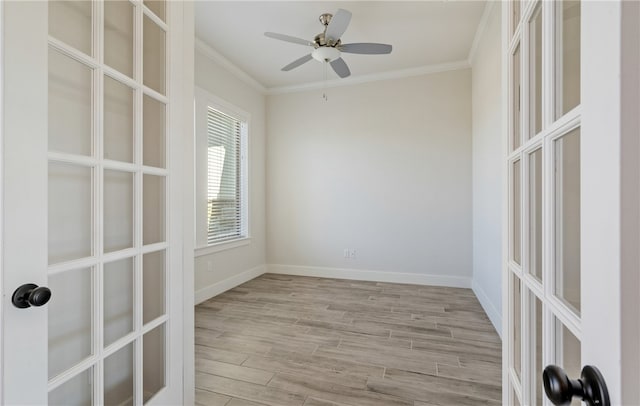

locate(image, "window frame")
[[194, 87, 249, 255]]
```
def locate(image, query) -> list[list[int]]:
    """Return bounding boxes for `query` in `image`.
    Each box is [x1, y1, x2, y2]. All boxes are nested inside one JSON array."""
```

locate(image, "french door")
[[2, 1, 189, 404], [505, 1, 637, 405]]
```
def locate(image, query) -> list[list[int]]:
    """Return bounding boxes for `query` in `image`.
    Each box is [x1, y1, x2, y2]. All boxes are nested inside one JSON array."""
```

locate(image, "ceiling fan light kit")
[[265, 8, 393, 79], [312, 46, 340, 63]]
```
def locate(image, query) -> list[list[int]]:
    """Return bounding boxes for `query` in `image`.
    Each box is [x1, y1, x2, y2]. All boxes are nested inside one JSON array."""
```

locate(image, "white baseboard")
[[267, 264, 472, 289], [194, 265, 266, 304], [472, 279, 502, 338]]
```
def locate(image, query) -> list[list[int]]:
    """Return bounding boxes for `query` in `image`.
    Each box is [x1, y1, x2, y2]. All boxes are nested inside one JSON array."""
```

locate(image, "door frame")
[[0, 0, 4, 401], [178, 2, 196, 405], [0, 1, 195, 403], [582, 1, 639, 403], [168, 1, 196, 405]]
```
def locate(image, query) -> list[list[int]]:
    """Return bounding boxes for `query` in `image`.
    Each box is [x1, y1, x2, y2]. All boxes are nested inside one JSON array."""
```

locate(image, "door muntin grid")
[[47, 1, 170, 404], [506, 1, 582, 405]]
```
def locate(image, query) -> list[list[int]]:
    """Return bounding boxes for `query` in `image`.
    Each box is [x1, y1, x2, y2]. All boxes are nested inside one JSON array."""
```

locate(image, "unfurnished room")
[[2, 1, 640, 406]]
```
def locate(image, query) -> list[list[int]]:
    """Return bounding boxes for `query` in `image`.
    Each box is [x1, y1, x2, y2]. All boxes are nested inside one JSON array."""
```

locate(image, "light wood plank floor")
[[195, 274, 502, 406]]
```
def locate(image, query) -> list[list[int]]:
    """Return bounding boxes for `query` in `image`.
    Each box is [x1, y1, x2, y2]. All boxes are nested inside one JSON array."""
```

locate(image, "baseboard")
[[472, 279, 503, 338], [267, 264, 472, 289], [194, 264, 266, 304]]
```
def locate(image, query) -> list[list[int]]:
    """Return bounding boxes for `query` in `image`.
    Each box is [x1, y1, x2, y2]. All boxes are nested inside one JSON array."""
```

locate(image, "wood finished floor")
[[195, 274, 502, 406]]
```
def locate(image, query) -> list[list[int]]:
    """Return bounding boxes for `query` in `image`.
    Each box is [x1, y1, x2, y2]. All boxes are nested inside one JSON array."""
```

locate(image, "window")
[[195, 88, 248, 249], [206, 107, 245, 243]]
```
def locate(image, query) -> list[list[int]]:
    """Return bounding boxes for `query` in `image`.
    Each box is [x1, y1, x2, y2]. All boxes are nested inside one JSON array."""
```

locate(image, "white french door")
[[2, 1, 189, 404], [504, 1, 638, 405]]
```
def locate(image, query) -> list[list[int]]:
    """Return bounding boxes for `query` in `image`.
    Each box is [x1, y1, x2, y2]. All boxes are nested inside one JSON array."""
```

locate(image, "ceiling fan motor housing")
[[313, 33, 341, 48]]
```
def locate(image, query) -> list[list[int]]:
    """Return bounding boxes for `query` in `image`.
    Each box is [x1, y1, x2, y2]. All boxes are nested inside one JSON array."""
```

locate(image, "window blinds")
[[207, 107, 242, 244]]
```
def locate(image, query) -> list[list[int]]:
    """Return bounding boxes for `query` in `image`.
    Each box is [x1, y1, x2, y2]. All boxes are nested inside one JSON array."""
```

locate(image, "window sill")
[[195, 237, 251, 257]]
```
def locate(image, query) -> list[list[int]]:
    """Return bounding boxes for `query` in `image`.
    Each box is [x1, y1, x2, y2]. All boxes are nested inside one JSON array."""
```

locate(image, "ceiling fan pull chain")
[[323, 62, 328, 101]]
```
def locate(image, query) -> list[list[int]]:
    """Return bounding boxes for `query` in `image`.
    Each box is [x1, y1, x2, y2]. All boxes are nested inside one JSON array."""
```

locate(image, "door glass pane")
[[143, 175, 166, 245], [104, 343, 134, 406], [49, 268, 93, 378], [555, 319, 581, 406], [513, 160, 522, 264], [143, 16, 166, 95], [143, 250, 166, 324], [512, 45, 521, 151], [529, 3, 543, 138], [49, 368, 93, 406], [49, 163, 92, 264], [49, 48, 92, 156], [105, 0, 134, 78], [144, 0, 166, 22], [554, 128, 581, 313], [104, 170, 134, 253], [512, 274, 522, 381], [104, 258, 134, 346], [529, 149, 543, 281], [143, 95, 166, 168], [49, 0, 92, 56], [532, 295, 543, 406], [556, 0, 581, 118], [143, 324, 166, 403], [512, 1, 521, 36], [104, 76, 134, 163]]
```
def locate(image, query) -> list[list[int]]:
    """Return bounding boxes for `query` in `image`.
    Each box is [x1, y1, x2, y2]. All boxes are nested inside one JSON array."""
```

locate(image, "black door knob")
[[12, 283, 52, 308], [543, 364, 610, 406]]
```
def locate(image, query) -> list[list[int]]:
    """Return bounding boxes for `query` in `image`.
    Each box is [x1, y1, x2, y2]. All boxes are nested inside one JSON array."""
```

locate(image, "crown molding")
[[195, 37, 472, 96], [266, 60, 471, 95], [467, 1, 496, 65], [195, 38, 268, 94]]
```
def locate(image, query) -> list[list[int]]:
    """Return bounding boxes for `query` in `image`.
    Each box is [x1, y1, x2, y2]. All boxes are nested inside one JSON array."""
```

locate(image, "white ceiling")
[[194, 1, 487, 90]]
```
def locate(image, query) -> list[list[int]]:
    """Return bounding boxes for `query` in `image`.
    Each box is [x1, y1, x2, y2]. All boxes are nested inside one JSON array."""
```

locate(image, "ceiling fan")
[[265, 9, 393, 79]]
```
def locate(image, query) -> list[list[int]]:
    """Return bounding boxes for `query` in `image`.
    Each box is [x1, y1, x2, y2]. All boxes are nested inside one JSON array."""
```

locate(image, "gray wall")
[[471, 3, 503, 334]]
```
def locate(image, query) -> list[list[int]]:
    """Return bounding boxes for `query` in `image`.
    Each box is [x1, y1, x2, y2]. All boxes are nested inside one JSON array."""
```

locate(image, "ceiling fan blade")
[[281, 54, 313, 71], [340, 43, 392, 55], [265, 32, 313, 47], [330, 57, 351, 78], [325, 9, 352, 43]]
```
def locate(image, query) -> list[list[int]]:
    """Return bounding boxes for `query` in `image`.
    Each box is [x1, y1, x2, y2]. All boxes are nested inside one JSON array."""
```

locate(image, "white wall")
[[193, 46, 267, 303], [470, 3, 503, 335], [266, 69, 473, 286]]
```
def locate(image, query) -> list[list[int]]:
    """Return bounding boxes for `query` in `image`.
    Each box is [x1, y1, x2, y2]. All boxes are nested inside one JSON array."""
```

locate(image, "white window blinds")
[[207, 107, 244, 244]]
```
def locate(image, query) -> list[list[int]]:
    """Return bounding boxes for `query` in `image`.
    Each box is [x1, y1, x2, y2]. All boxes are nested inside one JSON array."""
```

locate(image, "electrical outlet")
[[343, 248, 356, 259]]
